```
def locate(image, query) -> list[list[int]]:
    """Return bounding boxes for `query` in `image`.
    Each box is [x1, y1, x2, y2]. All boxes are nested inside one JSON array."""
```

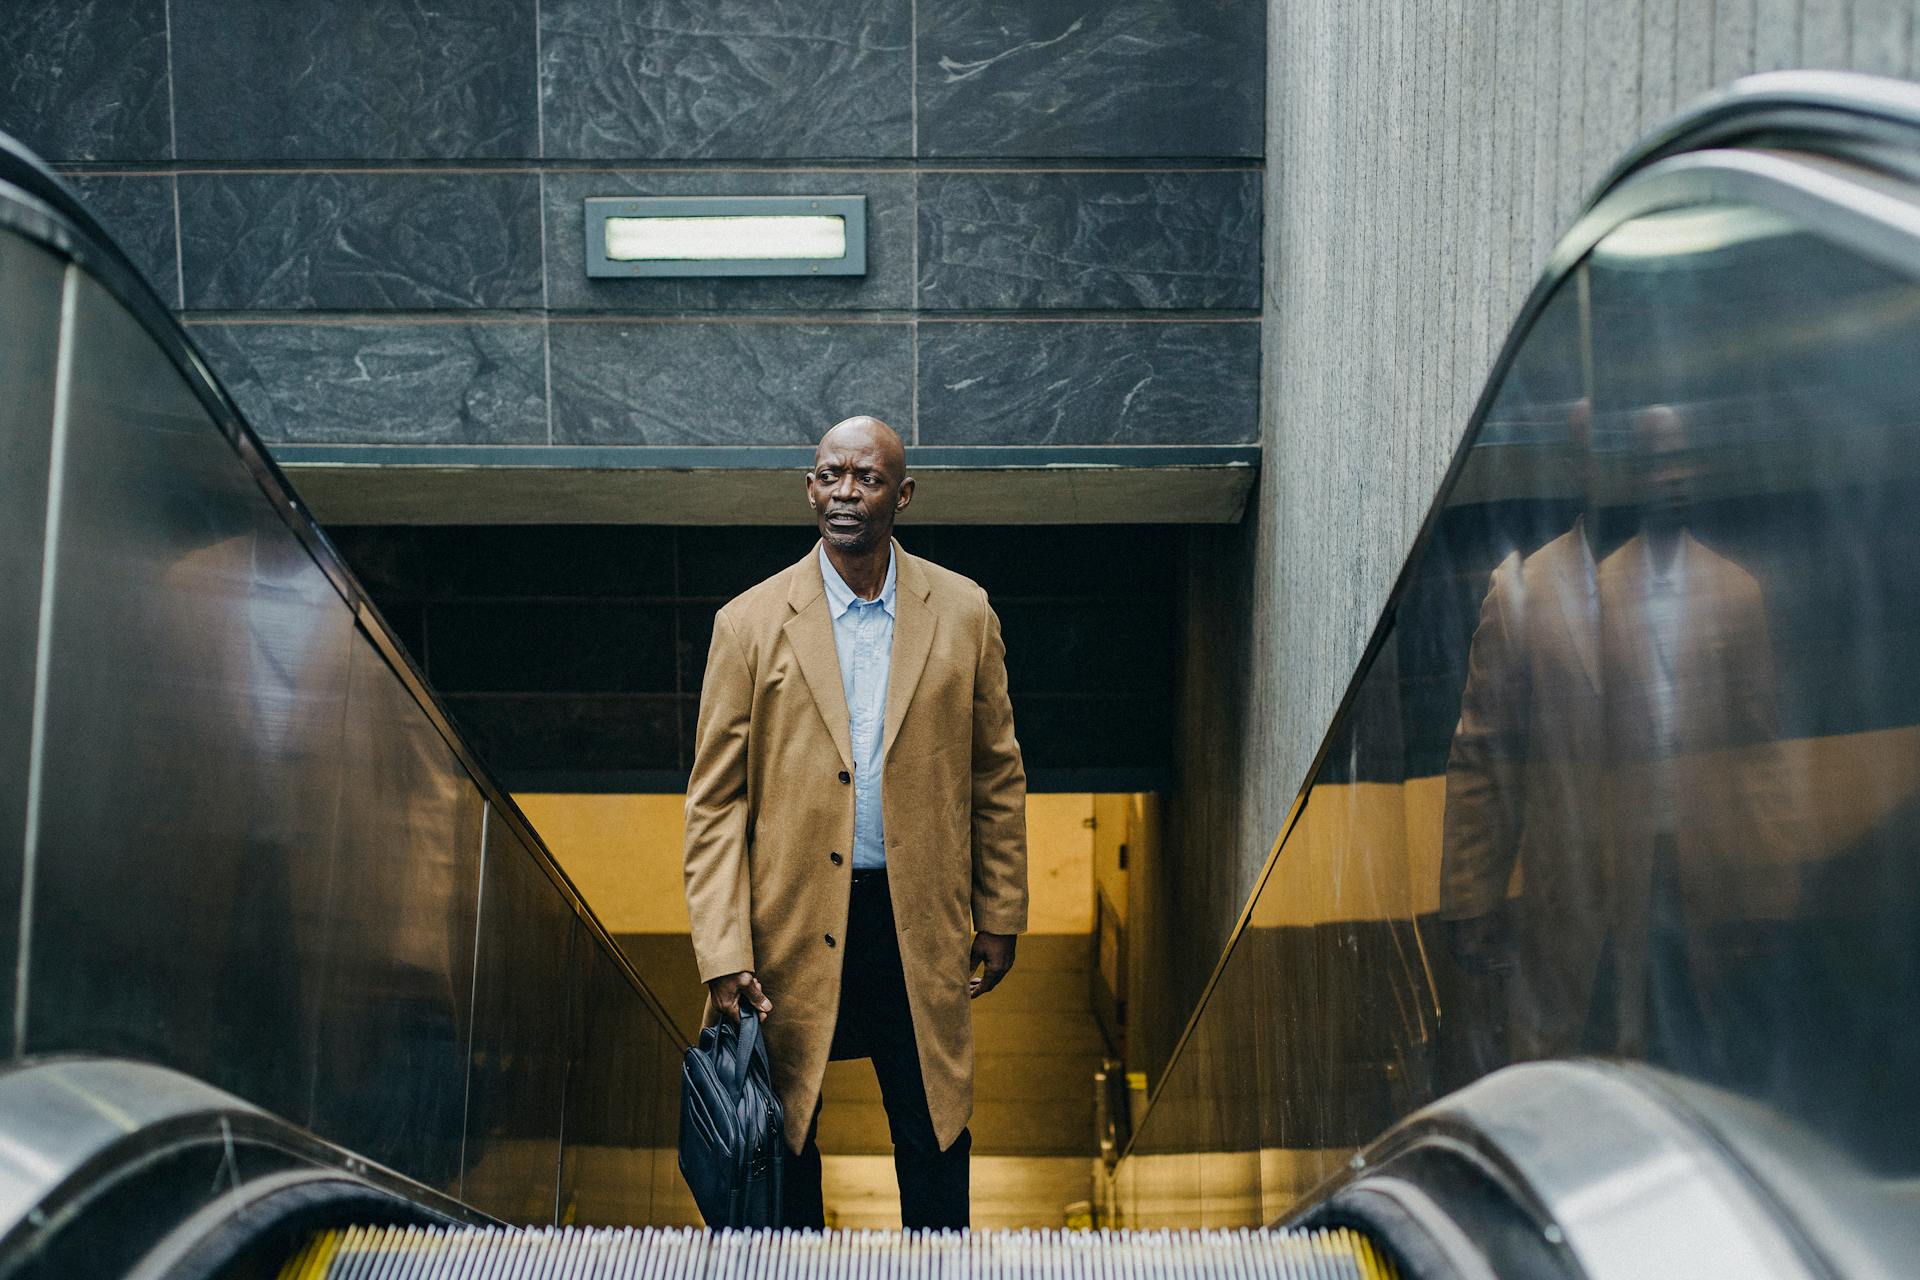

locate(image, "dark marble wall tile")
[[63, 174, 179, 305], [0, 2, 171, 162], [918, 321, 1258, 444], [918, 170, 1260, 310], [550, 320, 909, 444], [907, 525, 1176, 598], [426, 602, 676, 693], [446, 693, 684, 773], [189, 321, 547, 444], [181, 172, 542, 310], [171, 0, 537, 160], [1014, 694, 1172, 768], [917, 0, 1263, 158], [412, 527, 680, 598], [540, 0, 911, 159], [544, 171, 913, 311], [675, 526, 819, 600], [324, 522, 1186, 784], [998, 601, 1174, 695], [677, 606, 714, 699]]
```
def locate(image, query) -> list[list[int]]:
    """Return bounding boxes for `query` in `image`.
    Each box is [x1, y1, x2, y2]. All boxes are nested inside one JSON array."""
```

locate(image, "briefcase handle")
[[729, 1008, 764, 1092], [727, 1011, 774, 1212]]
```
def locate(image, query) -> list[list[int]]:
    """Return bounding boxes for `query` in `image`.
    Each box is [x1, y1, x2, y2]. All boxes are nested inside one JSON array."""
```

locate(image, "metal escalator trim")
[[122, 1168, 440, 1280], [1589, 71, 1920, 210], [1300, 1179, 1494, 1280], [1301, 1061, 1823, 1280], [277, 1227, 1398, 1280]]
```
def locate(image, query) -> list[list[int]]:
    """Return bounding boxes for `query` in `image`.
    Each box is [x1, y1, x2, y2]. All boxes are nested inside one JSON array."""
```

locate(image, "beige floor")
[[822, 1155, 1099, 1229]]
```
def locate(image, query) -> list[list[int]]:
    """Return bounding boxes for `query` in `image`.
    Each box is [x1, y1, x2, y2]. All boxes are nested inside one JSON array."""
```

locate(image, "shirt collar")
[[1638, 530, 1690, 585], [819, 543, 896, 619]]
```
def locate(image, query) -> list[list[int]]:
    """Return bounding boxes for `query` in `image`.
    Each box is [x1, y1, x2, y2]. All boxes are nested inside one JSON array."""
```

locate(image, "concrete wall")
[[1, 1, 1263, 462], [1141, 1, 1920, 1081]]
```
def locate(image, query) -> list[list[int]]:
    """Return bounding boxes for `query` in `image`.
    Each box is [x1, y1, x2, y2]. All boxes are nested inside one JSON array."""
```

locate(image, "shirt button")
[[825, 933, 836, 947], [830, 852, 843, 865], [838, 770, 851, 784]]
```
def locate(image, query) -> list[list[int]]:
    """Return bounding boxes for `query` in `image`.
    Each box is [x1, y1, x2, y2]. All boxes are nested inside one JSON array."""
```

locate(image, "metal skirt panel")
[[0, 235, 65, 1049], [20, 265, 362, 1111]]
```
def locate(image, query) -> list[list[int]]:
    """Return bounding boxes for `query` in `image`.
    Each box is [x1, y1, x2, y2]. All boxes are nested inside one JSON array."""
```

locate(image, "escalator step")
[[278, 1225, 1397, 1280]]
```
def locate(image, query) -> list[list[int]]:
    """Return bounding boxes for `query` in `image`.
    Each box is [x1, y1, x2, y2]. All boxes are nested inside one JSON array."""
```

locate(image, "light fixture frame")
[[583, 194, 868, 278]]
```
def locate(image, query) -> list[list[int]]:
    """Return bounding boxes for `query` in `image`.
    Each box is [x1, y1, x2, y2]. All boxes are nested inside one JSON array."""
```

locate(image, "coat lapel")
[[782, 552, 853, 772], [1546, 521, 1601, 694], [883, 544, 936, 762]]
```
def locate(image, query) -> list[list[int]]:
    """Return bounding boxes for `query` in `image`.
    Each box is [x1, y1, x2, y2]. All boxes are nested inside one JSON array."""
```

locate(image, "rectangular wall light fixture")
[[585, 195, 867, 278]]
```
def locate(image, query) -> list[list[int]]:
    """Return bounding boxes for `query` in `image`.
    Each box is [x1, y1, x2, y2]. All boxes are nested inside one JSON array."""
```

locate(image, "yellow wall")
[[514, 793, 690, 933], [1240, 724, 1920, 928], [1025, 794, 1095, 933], [513, 792, 1114, 936]]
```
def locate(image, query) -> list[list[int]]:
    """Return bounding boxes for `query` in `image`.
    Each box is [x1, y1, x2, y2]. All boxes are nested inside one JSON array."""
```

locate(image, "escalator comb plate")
[[279, 1225, 1397, 1280]]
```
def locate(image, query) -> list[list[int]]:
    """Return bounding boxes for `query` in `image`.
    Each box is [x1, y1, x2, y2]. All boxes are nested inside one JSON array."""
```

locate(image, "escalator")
[[3, 69, 1920, 1280]]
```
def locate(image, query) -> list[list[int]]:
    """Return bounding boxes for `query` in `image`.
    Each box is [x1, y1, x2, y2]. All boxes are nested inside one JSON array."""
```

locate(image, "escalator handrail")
[[1119, 68, 1920, 1161], [1291, 1061, 1831, 1280], [0, 134, 688, 1051], [0, 1057, 487, 1276]]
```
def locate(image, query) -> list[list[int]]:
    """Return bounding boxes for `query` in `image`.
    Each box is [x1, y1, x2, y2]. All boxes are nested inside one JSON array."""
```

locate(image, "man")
[[682, 415, 1028, 1229], [1440, 399, 1610, 1062], [1442, 401, 1793, 1072], [1593, 403, 1795, 1075]]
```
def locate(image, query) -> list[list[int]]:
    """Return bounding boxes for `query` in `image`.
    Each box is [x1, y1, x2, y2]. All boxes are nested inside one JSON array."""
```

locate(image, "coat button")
[[838, 770, 850, 784], [825, 933, 836, 947], [830, 851, 843, 865]]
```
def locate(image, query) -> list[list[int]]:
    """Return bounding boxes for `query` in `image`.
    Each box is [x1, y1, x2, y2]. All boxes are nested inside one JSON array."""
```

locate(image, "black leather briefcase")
[[679, 1010, 786, 1227]]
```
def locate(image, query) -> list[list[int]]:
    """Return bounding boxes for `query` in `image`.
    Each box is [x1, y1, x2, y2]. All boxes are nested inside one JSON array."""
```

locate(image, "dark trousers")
[[782, 871, 971, 1229]]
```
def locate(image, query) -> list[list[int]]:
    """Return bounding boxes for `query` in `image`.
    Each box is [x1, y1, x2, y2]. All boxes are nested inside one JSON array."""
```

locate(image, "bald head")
[[1632, 403, 1701, 534], [807, 415, 914, 558], [1633, 403, 1688, 448], [816, 416, 906, 475]]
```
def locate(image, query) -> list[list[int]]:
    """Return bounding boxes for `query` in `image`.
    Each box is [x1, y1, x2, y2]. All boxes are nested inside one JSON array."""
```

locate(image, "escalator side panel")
[[558, 934, 688, 1228], [459, 811, 574, 1223], [21, 268, 359, 1132], [0, 142, 693, 1229], [0, 236, 64, 1049], [304, 632, 487, 1194]]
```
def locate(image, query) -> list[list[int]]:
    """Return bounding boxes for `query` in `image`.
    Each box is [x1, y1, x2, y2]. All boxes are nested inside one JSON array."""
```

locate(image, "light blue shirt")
[[819, 544, 896, 870]]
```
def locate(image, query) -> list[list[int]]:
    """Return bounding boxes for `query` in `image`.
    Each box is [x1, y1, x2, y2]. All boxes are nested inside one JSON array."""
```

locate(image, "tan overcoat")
[[682, 540, 1028, 1152], [1442, 526, 1794, 1056], [1442, 526, 1610, 1056]]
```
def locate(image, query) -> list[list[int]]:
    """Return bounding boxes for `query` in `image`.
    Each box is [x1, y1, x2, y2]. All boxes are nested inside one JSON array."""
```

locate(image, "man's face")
[[1633, 404, 1702, 527], [806, 424, 911, 553]]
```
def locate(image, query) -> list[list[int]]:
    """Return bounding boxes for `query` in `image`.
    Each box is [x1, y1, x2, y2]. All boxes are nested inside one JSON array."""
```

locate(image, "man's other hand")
[[968, 932, 1017, 998], [709, 971, 772, 1021]]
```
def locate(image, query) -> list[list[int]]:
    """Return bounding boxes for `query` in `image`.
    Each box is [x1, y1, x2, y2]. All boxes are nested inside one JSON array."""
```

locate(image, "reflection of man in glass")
[[1597, 403, 1795, 1076], [1440, 401, 1610, 1062]]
